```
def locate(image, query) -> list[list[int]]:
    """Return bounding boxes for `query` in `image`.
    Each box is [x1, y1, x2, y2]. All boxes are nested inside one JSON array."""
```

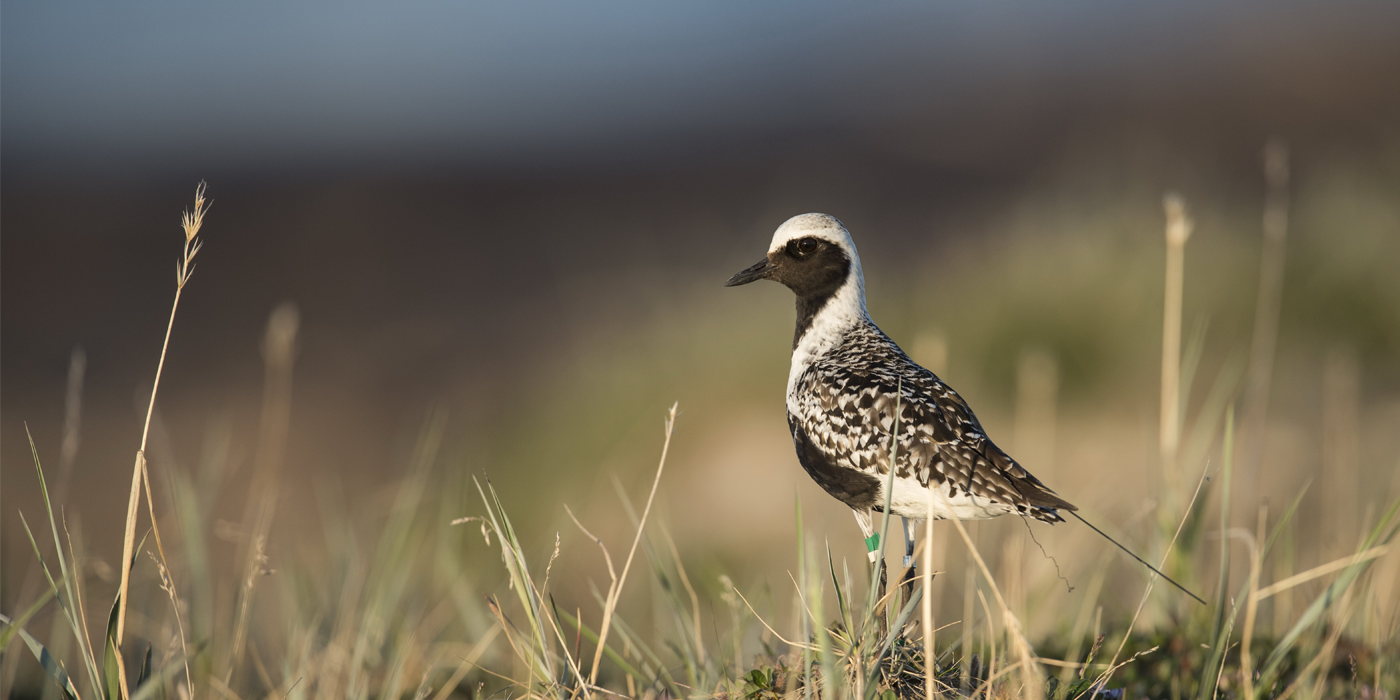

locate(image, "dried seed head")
[[1163, 192, 1194, 248], [181, 181, 210, 242]]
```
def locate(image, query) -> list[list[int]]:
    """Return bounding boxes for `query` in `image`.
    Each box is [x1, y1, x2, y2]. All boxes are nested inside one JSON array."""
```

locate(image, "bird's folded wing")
[[794, 361, 1075, 513]]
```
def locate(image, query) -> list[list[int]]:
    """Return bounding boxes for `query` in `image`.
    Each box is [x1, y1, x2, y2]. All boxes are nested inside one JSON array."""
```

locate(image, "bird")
[[724, 213, 1077, 583]]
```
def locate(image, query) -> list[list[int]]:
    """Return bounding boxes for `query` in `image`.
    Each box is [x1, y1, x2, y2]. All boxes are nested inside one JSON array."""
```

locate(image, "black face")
[[725, 235, 852, 346], [724, 235, 850, 295], [772, 236, 848, 298]]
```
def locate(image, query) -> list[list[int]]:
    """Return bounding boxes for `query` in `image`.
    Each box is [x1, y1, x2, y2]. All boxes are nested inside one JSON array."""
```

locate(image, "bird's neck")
[[787, 277, 868, 398], [793, 275, 866, 349]]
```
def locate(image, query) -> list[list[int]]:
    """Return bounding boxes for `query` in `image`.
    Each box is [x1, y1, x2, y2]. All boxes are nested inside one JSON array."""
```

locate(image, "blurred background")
[[4, 1, 1400, 697]]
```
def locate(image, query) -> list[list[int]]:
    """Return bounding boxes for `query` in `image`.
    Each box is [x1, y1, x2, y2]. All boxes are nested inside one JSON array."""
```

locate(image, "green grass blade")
[[104, 589, 123, 700], [26, 428, 105, 695], [128, 641, 205, 700], [0, 586, 58, 649], [558, 609, 656, 690], [102, 531, 150, 700], [827, 543, 852, 637], [1196, 406, 1235, 700], [473, 475, 556, 683], [583, 582, 676, 689], [864, 585, 926, 700], [864, 381, 903, 645], [1180, 352, 1246, 491], [1176, 317, 1210, 434], [1, 613, 81, 700], [1261, 481, 1309, 560], [28, 427, 79, 616], [810, 556, 838, 700], [797, 495, 813, 700], [20, 512, 103, 696], [135, 644, 152, 690], [1253, 495, 1400, 697]]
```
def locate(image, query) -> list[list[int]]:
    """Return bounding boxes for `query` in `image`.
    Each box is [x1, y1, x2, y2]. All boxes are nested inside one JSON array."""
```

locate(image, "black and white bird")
[[725, 213, 1076, 575]]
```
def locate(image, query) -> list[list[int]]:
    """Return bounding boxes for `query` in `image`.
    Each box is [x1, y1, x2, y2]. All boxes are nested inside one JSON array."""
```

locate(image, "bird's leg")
[[900, 517, 920, 594], [852, 509, 879, 564], [853, 509, 890, 633]]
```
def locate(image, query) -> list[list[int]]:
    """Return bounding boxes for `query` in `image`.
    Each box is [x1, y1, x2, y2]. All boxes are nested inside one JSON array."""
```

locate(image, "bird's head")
[[724, 213, 863, 302]]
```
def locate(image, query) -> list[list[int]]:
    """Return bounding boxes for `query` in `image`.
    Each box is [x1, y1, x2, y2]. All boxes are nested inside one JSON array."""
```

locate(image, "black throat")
[[794, 294, 837, 349], [788, 255, 852, 349], [761, 239, 853, 350]]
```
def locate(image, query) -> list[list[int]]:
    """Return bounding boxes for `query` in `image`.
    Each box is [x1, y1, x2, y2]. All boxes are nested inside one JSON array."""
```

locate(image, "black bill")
[[724, 258, 773, 287]]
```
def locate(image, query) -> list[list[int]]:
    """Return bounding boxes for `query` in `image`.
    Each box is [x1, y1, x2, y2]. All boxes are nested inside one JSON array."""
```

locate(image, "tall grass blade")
[[1195, 406, 1235, 700], [1253, 495, 1400, 697], [1262, 483, 1309, 559], [103, 598, 122, 700], [25, 429, 103, 695], [128, 644, 204, 700], [0, 583, 57, 650], [810, 558, 838, 700], [0, 614, 80, 700], [588, 403, 677, 688], [827, 543, 853, 640], [120, 183, 209, 650], [555, 610, 650, 686], [877, 587, 924, 665], [473, 476, 556, 685], [103, 532, 149, 700], [866, 380, 903, 637]]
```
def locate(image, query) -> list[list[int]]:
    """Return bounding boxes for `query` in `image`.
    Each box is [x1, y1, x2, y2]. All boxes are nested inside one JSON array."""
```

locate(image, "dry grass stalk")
[[923, 486, 937, 700], [510, 531, 595, 699], [1253, 545, 1390, 600], [959, 564, 974, 693], [1160, 193, 1193, 490], [660, 526, 705, 667], [117, 182, 208, 647], [946, 515, 1040, 700], [1273, 593, 1356, 700], [225, 302, 299, 687], [732, 587, 810, 650], [588, 403, 679, 686], [1241, 504, 1268, 700], [60, 516, 100, 690], [105, 182, 209, 700], [1092, 463, 1210, 694], [149, 549, 194, 697], [1241, 140, 1290, 482], [58, 346, 86, 487], [227, 535, 270, 687], [974, 588, 997, 699]]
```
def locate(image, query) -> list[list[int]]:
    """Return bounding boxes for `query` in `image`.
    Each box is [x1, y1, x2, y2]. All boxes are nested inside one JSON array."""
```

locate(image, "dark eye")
[[796, 238, 819, 255]]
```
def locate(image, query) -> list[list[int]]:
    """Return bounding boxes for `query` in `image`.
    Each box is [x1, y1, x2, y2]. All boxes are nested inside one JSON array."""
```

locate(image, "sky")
[[8, 1, 1398, 178]]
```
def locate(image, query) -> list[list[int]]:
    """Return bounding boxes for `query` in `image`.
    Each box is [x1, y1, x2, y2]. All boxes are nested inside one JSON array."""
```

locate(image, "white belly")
[[879, 475, 1016, 521]]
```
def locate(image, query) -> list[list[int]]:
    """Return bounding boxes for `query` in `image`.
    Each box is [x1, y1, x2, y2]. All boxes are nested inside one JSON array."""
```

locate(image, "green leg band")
[[865, 533, 881, 552]]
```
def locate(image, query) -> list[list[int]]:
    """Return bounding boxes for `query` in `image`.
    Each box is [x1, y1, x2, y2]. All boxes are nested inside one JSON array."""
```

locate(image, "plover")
[[726, 213, 1205, 606], [725, 214, 1074, 574]]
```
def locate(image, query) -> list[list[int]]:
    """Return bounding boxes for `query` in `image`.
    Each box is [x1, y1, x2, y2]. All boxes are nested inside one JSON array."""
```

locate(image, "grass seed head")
[[182, 181, 210, 241], [1163, 193, 1193, 247]]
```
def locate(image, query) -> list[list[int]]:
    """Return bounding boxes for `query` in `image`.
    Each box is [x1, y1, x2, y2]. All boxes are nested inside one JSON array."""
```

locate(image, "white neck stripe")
[[769, 214, 870, 404]]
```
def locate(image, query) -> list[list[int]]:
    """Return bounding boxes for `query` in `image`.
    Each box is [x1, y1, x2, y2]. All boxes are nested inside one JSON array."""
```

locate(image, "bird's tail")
[[1014, 479, 1076, 523]]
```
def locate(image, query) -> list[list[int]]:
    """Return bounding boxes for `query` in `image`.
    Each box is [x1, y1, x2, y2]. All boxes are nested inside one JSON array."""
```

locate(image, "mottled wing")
[[790, 325, 1075, 521]]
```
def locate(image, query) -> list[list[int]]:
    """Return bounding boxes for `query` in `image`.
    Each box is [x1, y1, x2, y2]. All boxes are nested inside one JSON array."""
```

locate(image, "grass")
[[3, 154, 1400, 700]]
